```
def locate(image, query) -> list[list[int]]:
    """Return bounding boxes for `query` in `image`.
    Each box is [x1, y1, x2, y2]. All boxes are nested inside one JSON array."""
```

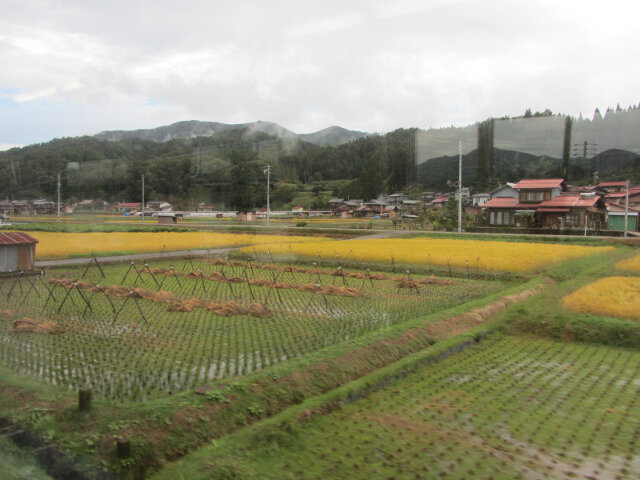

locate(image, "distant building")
[[196, 203, 216, 213], [597, 181, 628, 194], [236, 210, 256, 221], [117, 202, 141, 214], [147, 201, 173, 212], [32, 199, 56, 215], [471, 193, 491, 207], [157, 212, 179, 225]]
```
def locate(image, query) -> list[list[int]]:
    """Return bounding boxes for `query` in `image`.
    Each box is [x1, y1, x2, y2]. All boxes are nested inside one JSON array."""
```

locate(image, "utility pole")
[[624, 180, 629, 238], [458, 141, 462, 233], [264, 165, 271, 225], [141, 174, 145, 224], [572, 141, 597, 159], [56, 173, 61, 219]]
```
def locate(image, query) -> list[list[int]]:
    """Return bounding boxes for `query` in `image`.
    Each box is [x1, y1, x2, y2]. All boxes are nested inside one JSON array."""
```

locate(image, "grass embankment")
[[0, 435, 53, 480]]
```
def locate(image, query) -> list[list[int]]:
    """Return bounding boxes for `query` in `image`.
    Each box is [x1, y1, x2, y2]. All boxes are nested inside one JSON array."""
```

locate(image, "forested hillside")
[[0, 127, 416, 209], [2, 106, 639, 209]]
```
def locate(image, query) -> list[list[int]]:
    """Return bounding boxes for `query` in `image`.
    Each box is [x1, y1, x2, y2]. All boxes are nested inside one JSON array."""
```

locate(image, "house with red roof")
[[483, 179, 565, 226], [513, 178, 566, 203], [597, 181, 628, 194], [536, 193, 606, 229], [483, 178, 607, 229], [117, 202, 141, 214]]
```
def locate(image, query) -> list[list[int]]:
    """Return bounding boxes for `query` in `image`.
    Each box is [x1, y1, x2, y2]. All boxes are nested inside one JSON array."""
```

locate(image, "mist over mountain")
[[95, 120, 372, 146]]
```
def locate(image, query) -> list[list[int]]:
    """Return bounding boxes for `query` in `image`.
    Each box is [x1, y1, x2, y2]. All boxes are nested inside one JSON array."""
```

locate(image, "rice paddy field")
[[562, 276, 640, 321], [0, 256, 508, 400], [28, 231, 319, 259], [616, 253, 640, 273], [246, 237, 615, 272], [1, 227, 638, 480], [160, 334, 640, 480]]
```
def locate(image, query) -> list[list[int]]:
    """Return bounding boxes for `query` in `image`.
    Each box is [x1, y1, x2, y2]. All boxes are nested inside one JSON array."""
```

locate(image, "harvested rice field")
[[0, 256, 509, 400]]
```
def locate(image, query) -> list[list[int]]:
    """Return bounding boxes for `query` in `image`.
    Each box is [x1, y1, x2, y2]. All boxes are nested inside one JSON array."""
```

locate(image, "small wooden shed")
[[236, 210, 256, 221], [157, 213, 178, 225], [0, 232, 38, 272]]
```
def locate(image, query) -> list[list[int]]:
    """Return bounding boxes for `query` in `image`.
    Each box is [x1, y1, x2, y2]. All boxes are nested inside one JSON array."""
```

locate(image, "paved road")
[[35, 248, 235, 268]]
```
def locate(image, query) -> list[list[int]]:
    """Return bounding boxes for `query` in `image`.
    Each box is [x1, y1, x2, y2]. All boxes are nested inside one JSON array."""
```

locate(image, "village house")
[[196, 203, 216, 213], [117, 202, 141, 214], [327, 198, 344, 213], [430, 195, 450, 209], [76, 199, 96, 211], [628, 187, 640, 208], [597, 181, 628, 194], [471, 193, 491, 207], [6, 201, 33, 215], [483, 178, 608, 229], [483, 179, 565, 227], [536, 192, 606, 229], [147, 201, 173, 212], [32, 199, 56, 215], [0, 200, 11, 216], [490, 183, 519, 200], [384, 193, 409, 207], [331, 199, 363, 217], [401, 199, 422, 214]]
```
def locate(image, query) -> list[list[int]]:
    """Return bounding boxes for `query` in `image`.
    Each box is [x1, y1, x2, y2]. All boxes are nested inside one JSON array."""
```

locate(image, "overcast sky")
[[1, 0, 639, 149]]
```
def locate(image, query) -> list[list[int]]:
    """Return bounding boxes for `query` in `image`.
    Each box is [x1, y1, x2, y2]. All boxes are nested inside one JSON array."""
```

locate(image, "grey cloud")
[[1, 0, 640, 146]]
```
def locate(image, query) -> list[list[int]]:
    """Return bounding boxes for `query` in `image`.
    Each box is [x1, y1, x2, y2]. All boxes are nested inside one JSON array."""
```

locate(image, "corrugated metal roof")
[[483, 198, 519, 208], [0, 232, 39, 245], [483, 198, 539, 209], [597, 181, 628, 187], [538, 195, 601, 208], [513, 179, 565, 189]]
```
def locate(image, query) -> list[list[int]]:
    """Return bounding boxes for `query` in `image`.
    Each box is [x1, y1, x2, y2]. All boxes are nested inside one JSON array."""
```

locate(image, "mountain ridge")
[[94, 120, 372, 146]]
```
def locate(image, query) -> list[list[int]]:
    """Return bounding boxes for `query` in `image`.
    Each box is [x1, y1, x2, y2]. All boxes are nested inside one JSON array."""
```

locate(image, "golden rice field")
[[562, 276, 640, 321], [30, 232, 319, 259], [243, 237, 614, 272], [615, 253, 640, 272]]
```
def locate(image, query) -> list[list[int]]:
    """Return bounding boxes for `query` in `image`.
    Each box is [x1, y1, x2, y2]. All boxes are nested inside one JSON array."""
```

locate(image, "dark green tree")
[[562, 116, 572, 181], [228, 150, 265, 210]]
